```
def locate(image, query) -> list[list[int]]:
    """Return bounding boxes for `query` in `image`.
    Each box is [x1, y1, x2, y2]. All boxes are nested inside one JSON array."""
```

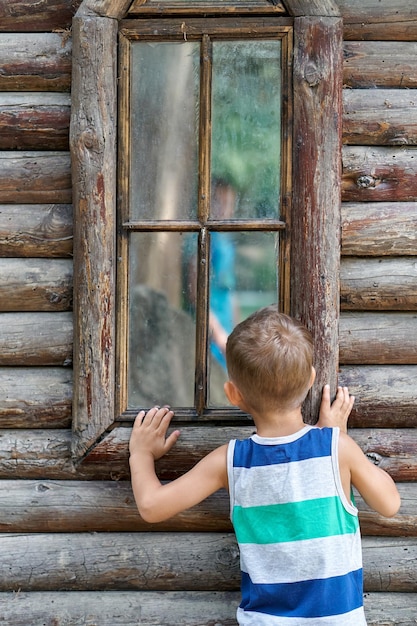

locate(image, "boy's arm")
[[129, 406, 228, 523], [338, 433, 401, 518], [317, 384, 401, 518]]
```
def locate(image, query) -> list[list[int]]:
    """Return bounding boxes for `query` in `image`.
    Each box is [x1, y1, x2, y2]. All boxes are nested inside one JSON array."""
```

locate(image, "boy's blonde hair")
[[226, 306, 314, 413]]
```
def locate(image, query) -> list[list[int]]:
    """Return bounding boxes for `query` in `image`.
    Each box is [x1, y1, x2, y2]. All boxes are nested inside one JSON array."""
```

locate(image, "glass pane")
[[130, 42, 200, 220], [208, 230, 279, 407], [211, 41, 281, 220], [128, 231, 197, 408]]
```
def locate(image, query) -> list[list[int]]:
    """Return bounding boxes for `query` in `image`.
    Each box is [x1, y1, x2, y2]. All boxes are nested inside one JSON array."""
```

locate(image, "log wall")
[[0, 0, 416, 623]]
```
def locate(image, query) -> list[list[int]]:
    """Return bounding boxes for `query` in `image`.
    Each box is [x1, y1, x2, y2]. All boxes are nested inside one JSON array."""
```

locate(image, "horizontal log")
[[85, 426, 417, 483], [343, 88, 417, 146], [0, 532, 414, 593], [0, 0, 80, 32], [0, 311, 73, 366], [355, 483, 417, 537], [0, 532, 241, 591], [0, 590, 240, 626], [0, 425, 414, 482], [0, 152, 71, 203], [1, 590, 416, 626], [344, 20, 417, 41], [339, 365, 417, 428], [0, 258, 72, 312], [342, 146, 417, 203], [340, 312, 417, 365], [363, 537, 417, 592], [340, 0, 417, 41], [0, 33, 71, 92], [0, 479, 413, 536], [0, 204, 73, 257], [343, 41, 417, 88], [0, 93, 70, 150], [0, 368, 72, 429], [0, 258, 72, 311], [352, 429, 417, 482], [341, 202, 417, 256], [340, 257, 417, 311], [1, 363, 415, 432]]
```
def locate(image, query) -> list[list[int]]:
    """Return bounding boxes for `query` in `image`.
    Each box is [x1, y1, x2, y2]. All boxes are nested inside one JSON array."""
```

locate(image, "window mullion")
[[194, 33, 212, 414]]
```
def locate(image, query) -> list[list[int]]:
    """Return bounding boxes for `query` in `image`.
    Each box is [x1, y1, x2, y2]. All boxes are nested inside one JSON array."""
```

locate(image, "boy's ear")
[[309, 367, 316, 389], [224, 380, 244, 408]]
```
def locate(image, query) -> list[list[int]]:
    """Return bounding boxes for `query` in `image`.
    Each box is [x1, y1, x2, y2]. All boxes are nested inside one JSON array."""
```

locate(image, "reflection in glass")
[[128, 232, 197, 408], [208, 231, 279, 407], [130, 42, 199, 221], [211, 41, 281, 219]]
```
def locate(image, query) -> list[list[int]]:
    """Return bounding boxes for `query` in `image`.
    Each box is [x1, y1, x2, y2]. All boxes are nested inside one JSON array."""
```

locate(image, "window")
[[117, 20, 292, 419], [70, 0, 343, 460]]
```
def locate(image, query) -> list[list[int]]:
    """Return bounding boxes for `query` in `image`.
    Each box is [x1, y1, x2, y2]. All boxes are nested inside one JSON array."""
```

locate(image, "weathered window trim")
[[70, 0, 343, 460]]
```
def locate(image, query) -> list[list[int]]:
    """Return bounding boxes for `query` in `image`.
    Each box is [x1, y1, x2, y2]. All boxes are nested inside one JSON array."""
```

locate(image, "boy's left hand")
[[317, 385, 355, 434], [129, 406, 180, 461]]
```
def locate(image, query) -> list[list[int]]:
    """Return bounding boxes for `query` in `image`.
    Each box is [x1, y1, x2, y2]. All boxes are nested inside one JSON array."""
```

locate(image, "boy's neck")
[[252, 407, 306, 438]]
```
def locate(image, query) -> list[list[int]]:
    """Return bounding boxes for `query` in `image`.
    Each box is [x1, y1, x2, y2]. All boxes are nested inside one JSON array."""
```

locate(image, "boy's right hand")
[[317, 385, 355, 433]]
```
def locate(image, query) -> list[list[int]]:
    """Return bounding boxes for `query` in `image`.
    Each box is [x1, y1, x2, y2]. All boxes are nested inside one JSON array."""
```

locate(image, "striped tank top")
[[227, 425, 367, 625]]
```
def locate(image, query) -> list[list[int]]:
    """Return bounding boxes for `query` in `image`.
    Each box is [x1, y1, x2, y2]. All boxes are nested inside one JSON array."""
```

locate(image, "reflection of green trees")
[[211, 41, 281, 217]]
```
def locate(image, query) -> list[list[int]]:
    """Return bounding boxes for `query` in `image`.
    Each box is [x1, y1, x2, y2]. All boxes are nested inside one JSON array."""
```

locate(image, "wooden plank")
[[0, 33, 71, 92], [0, 430, 75, 479], [70, 13, 117, 459], [343, 88, 417, 146], [0, 204, 73, 258], [0, 590, 240, 626], [338, 0, 417, 24], [339, 0, 417, 41], [290, 15, 343, 422], [2, 362, 415, 432], [0, 533, 414, 592], [0, 479, 414, 536], [344, 41, 417, 88], [340, 312, 417, 365], [128, 0, 286, 17], [344, 20, 417, 41], [363, 537, 417, 592], [341, 202, 417, 256], [0, 480, 230, 533], [364, 593, 417, 625], [339, 365, 417, 428], [85, 425, 417, 483], [340, 257, 417, 311], [0, 368, 72, 429], [356, 484, 417, 537], [0, 312, 72, 366], [0, 93, 70, 150], [0, 0, 80, 31], [0, 532, 241, 591], [352, 429, 417, 483], [342, 146, 417, 203], [0, 426, 414, 482], [0, 152, 71, 204], [284, 0, 340, 16], [0, 590, 416, 626], [0, 258, 72, 312]]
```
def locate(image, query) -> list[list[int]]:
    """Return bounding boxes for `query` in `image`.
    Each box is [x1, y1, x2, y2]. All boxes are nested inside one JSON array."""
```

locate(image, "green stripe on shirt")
[[233, 495, 359, 545]]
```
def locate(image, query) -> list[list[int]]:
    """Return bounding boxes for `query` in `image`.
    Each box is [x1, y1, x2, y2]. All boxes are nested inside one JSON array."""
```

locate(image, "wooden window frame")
[[70, 0, 343, 461]]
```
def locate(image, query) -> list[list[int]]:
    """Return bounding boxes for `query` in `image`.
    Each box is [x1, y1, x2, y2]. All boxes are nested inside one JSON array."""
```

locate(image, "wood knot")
[[304, 62, 322, 87], [356, 175, 378, 189]]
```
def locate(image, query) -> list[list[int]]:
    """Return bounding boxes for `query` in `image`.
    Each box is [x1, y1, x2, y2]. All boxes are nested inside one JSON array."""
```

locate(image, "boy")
[[129, 306, 401, 625]]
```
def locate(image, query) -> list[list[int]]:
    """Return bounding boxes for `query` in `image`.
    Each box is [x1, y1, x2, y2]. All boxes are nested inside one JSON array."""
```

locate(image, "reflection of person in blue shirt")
[[208, 179, 237, 369], [183, 178, 238, 370]]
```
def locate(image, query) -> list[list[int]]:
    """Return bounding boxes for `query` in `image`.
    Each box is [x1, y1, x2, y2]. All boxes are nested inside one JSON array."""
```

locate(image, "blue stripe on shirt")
[[240, 569, 364, 618], [233, 427, 333, 468]]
